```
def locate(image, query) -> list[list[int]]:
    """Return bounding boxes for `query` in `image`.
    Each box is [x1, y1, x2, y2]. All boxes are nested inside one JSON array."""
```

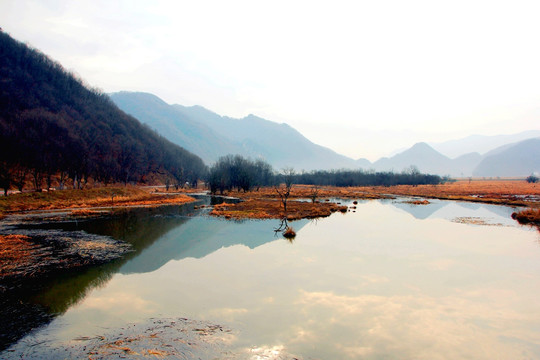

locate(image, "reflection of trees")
[[274, 218, 296, 242], [1, 201, 203, 351], [32, 203, 201, 313]]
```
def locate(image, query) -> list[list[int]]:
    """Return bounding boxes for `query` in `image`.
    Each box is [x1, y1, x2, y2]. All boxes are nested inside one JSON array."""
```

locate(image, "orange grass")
[[356, 179, 540, 206], [283, 227, 297, 239], [210, 199, 348, 220], [223, 180, 539, 206], [224, 186, 387, 201], [0, 186, 195, 216], [210, 180, 539, 220], [512, 208, 540, 225], [0, 234, 41, 277]]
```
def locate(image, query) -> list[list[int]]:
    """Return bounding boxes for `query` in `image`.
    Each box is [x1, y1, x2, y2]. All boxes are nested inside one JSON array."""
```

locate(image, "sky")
[[1, 0, 540, 161]]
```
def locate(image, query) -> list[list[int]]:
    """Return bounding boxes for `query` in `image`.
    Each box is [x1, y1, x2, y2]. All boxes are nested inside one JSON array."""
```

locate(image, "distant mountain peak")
[[410, 142, 434, 150]]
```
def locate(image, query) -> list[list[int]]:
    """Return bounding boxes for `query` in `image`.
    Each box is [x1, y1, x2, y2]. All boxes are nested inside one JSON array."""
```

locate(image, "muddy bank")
[[0, 213, 132, 350], [0, 223, 132, 292], [2, 317, 302, 360]]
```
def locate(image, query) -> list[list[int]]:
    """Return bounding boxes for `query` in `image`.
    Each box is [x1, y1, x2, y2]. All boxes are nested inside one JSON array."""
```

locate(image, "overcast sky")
[[2, 0, 540, 161]]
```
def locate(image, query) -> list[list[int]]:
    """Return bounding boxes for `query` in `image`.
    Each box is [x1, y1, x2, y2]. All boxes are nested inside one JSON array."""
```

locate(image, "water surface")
[[3, 198, 540, 359]]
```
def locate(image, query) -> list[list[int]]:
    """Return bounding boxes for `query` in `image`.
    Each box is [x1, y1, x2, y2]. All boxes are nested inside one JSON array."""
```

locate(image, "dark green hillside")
[[0, 31, 206, 193]]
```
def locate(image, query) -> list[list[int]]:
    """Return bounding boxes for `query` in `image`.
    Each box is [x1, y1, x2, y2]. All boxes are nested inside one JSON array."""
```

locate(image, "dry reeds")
[[283, 227, 296, 239], [0, 186, 195, 216], [512, 208, 540, 225], [209, 199, 348, 220]]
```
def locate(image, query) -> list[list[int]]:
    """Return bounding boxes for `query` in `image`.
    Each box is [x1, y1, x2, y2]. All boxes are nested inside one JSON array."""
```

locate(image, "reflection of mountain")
[[1, 203, 200, 351], [392, 200, 448, 220], [120, 217, 310, 274], [391, 199, 516, 225], [2, 197, 254, 351]]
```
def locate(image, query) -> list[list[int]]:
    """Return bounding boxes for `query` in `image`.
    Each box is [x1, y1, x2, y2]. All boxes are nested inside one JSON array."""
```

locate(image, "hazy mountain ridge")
[[111, 92, 363, 171], [472, 138, 540, 177], [429, 130, 540, 158], [374, 138, 540, 177], [110, 92, 539, 177]]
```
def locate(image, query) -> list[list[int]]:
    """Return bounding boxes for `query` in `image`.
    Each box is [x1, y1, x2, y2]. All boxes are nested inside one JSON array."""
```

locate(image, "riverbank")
[[210, 198, 348, 220], [2, 180, 538, 286], [207, 179, 539, 220], [212, 179, 540, 207], [0, 187, 196, 288], [0, 186, 195, 218], [356, 179, 540, 206]]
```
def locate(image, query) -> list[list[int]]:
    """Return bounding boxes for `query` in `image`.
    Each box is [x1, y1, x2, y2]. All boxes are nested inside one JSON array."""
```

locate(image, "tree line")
[[207, 156, 444, 195], [294, 167, 444, 187], [0, 30, 206, 194], [207, 155, 274, 194]]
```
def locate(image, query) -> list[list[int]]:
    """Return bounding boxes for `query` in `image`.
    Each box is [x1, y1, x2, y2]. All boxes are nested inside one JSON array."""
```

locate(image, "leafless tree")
[[274, 167, 295, 213]]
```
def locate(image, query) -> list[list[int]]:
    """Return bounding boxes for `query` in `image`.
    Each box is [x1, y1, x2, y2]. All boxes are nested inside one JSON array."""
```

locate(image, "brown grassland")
[[356, 179, 540, 206], [208, 179, 539, 220], [1, 180, 539, 286], [210, 199, 348, 220], [0, 186, 194, 218], [512, 208, 540, 226], [208, 180, 540, 230], [219, 179, 539, 206], [0, 180, 538, 221]]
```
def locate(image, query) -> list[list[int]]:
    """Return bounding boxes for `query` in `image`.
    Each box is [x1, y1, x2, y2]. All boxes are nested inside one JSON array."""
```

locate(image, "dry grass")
[[210, 198, 348, 220], [283, 227, 296, 239], [224, 186, 387, 201], [0, 186, 195, 217], [219, 180, 540, 207], [0, 235, 39, 277], [209, 180, 540, 221], [512, 208, 540, 225], [404, 199, 431, 205], [357, 179, 540, 206]]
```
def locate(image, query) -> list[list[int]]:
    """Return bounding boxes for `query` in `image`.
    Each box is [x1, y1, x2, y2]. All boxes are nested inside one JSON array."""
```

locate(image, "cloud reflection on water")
[[5, 199, 540, 359]]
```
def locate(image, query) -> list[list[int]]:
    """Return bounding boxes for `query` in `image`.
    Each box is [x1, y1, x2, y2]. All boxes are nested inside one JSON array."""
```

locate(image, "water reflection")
[[119, 216, 309, 274], [2, 196, 305, 351], [391, 198, 518, 226], [3, 198, 540, 359]]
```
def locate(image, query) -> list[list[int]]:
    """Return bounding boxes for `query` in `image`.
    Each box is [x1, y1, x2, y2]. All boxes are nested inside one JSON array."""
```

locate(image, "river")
[[1, 197, 539, 359]]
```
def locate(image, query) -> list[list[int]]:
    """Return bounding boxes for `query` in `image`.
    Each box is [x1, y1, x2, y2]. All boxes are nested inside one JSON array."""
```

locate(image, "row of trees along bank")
[[207, 156, 444, 194]]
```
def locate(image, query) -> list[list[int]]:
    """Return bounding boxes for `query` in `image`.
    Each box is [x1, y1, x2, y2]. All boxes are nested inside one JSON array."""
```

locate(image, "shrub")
[[283, 227, 296, 239], [512, 208, 540, 224]]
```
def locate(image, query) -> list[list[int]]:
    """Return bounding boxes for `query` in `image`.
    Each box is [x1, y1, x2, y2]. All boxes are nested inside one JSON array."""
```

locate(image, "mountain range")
[[111, 91, 540, 177], [110, 91, 362, 171]]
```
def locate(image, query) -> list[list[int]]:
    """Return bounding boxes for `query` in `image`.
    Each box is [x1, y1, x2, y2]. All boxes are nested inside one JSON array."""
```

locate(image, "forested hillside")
[[0, 31, 206, 193]]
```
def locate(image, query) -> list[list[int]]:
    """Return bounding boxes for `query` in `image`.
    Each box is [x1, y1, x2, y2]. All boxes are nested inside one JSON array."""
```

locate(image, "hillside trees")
[[0, 30, 206, 192]]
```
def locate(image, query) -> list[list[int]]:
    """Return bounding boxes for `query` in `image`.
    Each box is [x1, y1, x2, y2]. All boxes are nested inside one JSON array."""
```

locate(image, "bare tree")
[[309, 185, 319, 203], [274, 167, 295, 214]]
